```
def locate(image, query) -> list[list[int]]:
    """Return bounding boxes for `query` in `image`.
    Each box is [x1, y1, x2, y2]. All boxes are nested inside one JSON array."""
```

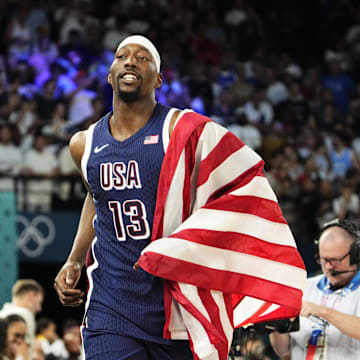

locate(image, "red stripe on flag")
[[206, 161, 265, 203], [204, 195, 287, 223], [182, 137, 197, 221], [169, 282, 230, 358], [139, 252, 303, 312], [197, 131, 245, 187], [152, 116, 209, 240], [171, 229, 305, 268], [198, 288, 230, 359], [238, 302, 273, 327], [162, 283, 173, 339]]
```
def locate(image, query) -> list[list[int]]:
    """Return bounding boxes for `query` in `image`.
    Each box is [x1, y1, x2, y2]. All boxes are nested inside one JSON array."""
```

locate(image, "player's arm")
[[54, 130, 95, 307], [301, 300, 360, 340]]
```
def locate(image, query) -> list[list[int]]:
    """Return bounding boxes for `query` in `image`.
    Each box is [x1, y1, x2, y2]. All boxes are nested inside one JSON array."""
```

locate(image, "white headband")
[[117, 35, 161, 72]]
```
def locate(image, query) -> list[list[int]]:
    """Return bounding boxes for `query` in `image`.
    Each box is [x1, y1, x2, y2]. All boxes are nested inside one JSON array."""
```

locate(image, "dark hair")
[[0, 318, 7, 354], [0, 314, 26, 355], [62, 319, 80, 334], [36, 317, 55, 335]]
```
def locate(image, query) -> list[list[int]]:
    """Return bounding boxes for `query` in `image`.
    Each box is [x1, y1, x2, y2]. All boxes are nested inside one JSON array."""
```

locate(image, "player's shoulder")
[[170, 109, 212, 133], [69, 129, 87, 151], [69, 129, 88, 168], [69, 115, 105, 153]]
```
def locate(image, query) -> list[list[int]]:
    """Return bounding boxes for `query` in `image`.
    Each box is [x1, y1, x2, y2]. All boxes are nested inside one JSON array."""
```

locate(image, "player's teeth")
[[124, 75, 137, 80]]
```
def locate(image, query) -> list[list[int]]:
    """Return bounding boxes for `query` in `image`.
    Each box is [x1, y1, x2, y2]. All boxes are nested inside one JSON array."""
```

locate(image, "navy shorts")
[[81, 327, 193, 360]]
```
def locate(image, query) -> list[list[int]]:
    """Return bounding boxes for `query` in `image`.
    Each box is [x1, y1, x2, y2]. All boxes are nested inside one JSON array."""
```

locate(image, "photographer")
[[270, 219, 360, 359]]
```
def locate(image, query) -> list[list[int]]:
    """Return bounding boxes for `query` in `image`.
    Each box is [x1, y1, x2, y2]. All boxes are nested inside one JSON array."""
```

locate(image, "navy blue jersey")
[[82, 103, 173, 344]]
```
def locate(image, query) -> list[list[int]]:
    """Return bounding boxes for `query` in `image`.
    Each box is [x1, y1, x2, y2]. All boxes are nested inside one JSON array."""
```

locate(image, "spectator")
[[270, 219, 360, 359], [333, 179, 360, 221], [0, 123, 22, 191], [45, 319, 83, 360], [33, 338, 46, 360], [0, 314, 27, 360], [21, 132, 59, 211], [241, 88, 274, 126], [35, 78, 61, 121], [28, 25, 59, 88], [265, 68, 289, 106], [227, 110, 262, 151], [62, 321, 83, 360], [36, 317, 58, 358], [0, 279, 44, 359], [5, 3, 32, 68], [328, 130, 360, 179], [55, 144, 84, 209], [42, 102, 70, 145], [9, 97, 40, 141], [211, 87, 236, 125], [231, 62, 254, 105], [239, 332, 271, 360], [323, 57, 355, 115]]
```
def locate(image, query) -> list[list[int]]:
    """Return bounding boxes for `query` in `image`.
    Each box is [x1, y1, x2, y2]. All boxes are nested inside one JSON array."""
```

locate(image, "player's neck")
[[110, 98, 157, 141]]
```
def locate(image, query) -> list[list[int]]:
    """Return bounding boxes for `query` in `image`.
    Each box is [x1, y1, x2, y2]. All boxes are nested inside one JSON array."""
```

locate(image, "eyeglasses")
[[317, 251, 350, 266]]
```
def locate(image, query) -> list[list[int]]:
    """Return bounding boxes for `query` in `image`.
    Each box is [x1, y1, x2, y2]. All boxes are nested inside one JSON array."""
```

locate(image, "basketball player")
[[54, 35, 306, 360]]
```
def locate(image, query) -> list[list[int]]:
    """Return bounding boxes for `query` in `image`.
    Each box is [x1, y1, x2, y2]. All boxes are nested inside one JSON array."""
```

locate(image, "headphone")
[[315, 218, 360, 266]]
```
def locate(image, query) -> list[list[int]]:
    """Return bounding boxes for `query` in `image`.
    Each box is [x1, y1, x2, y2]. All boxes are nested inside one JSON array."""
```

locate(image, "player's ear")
[[155, 72, 162, 89], [107, 73, 112, 86]]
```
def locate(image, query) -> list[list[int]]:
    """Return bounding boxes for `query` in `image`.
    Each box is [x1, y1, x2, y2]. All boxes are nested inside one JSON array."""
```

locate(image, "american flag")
[[144, 134, 159, 144], [138, 111, 306, 360]]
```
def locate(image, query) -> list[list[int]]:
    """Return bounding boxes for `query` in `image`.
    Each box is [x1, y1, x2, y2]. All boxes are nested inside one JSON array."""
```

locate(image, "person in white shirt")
[[21, 133, 59, 211], [0, 279, 44, 360], [0, 124, 22, 192], [270, 218, 360, 360]]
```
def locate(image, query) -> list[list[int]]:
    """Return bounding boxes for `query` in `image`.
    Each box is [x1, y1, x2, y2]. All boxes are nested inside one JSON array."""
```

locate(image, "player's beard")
[[117, 87, 141, 102], [116, 77, 141, 102]]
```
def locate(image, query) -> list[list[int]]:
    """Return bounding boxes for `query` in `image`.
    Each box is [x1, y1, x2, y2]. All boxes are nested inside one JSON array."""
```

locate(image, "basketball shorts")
[[81, 327, 193, 360]]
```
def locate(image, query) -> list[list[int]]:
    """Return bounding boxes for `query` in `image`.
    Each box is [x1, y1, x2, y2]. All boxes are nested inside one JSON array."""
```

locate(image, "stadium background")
[[1, 0, 360, 351]]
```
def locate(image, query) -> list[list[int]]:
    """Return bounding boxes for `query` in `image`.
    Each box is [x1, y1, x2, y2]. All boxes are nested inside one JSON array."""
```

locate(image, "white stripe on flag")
[[143, 237, 306, 290], [230, 176, 278, 202], [163, 149, 186, 237], [178, 302, 219, 360], [195, 145, 262, 210], [210, 290, 233, 348], [233, 297, 266, 325], [176, 210, 296, 247]]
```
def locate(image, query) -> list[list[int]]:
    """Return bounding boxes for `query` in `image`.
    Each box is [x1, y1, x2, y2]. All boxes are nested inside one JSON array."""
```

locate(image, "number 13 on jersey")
[[108, 200, 150, 241]]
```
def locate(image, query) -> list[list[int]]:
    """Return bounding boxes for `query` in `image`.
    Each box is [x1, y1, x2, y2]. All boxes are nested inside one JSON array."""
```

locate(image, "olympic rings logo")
[[17, 215, 56, 258]]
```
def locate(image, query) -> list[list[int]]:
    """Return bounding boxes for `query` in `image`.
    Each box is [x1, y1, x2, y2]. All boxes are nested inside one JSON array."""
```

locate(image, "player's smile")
[[119, 71, 141, 86]]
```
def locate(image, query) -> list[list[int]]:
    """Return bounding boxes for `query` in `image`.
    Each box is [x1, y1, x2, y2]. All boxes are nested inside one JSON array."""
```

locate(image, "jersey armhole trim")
[[81, 123, 96, 185], [162, 108, 176, 153], [162, 108, 194, 153]]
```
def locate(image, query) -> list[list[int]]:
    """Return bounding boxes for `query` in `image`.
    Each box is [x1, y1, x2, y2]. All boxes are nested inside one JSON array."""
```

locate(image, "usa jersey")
[[81, 103, 175, 344]]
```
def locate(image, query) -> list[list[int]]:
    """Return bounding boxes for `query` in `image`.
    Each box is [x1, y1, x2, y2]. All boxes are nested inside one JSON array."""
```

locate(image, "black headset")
[[315, 218, 360, 266]]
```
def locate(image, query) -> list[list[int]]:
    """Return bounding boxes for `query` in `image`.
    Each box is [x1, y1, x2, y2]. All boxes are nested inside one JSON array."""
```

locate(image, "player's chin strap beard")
[[117, 87, 141, 103]]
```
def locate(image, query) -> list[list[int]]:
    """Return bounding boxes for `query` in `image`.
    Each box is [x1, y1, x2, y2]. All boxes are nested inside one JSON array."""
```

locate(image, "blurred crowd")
[[0, 279, 83, 360], [1, 0, 360, 271]]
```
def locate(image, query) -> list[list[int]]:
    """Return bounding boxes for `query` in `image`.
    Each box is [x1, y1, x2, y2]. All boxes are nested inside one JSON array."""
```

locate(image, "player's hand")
[[54, 260, 84, 307]]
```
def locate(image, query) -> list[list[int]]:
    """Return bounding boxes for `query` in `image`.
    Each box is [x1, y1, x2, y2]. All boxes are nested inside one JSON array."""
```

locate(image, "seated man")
[[270, 218, 360, 360]]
